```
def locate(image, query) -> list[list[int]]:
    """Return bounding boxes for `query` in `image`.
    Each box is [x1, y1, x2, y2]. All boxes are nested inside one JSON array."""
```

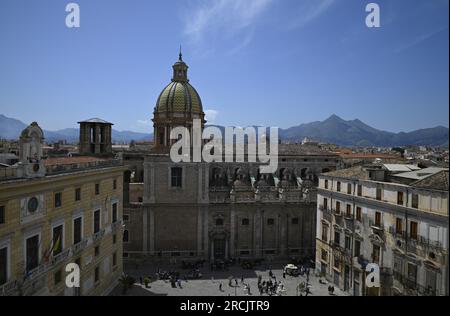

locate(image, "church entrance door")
[[213, 239, 226, 260]]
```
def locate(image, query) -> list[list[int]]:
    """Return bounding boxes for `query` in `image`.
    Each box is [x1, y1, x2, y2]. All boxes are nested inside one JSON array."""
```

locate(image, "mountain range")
[[0, 114, 448, 147], [0, 114, 152, 144]]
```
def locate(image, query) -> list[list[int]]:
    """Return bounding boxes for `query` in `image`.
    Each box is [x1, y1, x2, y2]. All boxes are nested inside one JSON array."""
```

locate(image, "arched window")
[[123, 230, 129, 243]]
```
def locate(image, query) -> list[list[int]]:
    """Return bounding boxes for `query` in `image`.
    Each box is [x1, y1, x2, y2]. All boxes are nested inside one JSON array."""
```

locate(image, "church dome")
[[154, 51, 203, 115], [156, 81, 203, 114]]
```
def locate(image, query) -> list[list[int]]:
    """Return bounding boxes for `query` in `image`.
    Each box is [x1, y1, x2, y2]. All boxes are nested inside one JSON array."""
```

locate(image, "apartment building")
[[0, 122, 126, 296], [315, 164, 448, 296]]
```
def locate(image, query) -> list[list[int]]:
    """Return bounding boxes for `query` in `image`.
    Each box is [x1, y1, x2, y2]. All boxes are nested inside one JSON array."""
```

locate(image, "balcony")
[[344, 218, 354, 231], [112, 219, 124, 233], [72, 239, 89, 255], [369, 220, 384, 232], [323, 209, 332, 223], [93, 228, 106, 243], [51, 248, 71, 267], [0, 280, 18, 296]]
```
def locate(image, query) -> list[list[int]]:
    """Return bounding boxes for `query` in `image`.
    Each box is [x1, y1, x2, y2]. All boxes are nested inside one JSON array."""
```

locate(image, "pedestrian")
[[241, 276, 244, 283], [235, 279, 238, 286], [219, 283, 223, 292], [140, 276, 143, 284], [283, 272, 286, 279]]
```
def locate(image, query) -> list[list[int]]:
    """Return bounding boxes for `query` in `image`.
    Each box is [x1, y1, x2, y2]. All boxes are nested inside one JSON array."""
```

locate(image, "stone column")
[[203, 207, 209, 260], [230, 206, 235, 258], [143, 207, 148, 252], [280, 214, 287, 256], [210, 239, 214, 261], [149, 208, 155, 254], [197, 207, 203, 257]]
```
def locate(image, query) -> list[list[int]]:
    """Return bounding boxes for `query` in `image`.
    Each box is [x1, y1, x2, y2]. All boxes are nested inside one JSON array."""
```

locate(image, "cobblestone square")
[[111, 261, 349, 296]]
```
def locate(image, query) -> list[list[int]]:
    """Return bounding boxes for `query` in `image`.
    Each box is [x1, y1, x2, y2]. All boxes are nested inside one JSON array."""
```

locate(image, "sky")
[[0, 0, 448, 133]]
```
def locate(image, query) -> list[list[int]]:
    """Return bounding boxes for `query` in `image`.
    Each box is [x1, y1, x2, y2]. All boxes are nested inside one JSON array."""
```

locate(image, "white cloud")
[[205, 109, 219, 123], [182, 0, 272, 52]]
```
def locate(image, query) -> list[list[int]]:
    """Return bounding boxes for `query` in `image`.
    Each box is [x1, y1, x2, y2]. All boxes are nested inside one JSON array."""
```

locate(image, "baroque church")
[[122, 52, 340, 262]]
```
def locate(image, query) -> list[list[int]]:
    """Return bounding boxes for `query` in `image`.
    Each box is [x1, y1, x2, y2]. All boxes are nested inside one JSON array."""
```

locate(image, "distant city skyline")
[[0, 0, 448, 133]]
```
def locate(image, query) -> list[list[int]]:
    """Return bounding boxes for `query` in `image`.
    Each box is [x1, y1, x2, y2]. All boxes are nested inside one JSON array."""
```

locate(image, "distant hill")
[[0, 114, 152, 143], [1, 114, 448, 146], [279, 114, 449, 147]]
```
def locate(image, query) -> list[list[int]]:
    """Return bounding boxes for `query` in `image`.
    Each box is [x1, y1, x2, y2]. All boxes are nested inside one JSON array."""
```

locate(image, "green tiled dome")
[[156, 81, 203, 114]]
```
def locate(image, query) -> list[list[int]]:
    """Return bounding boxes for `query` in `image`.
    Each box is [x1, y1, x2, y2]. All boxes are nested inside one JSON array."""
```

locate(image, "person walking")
[[219, 283, 223, 292]]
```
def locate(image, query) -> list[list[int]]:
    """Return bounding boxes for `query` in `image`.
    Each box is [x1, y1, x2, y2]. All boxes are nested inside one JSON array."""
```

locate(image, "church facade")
[[122, 53, 340, 262]]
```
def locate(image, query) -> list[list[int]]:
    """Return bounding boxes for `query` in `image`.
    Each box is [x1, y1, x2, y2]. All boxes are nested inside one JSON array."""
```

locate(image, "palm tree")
[[119, 274, 135, 295]]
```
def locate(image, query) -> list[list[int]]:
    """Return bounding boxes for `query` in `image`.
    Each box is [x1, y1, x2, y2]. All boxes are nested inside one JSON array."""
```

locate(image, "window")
[[54, 270, 62, 285], [346, 205, 352, 218], [321, 249, 328, 261], [397, 192, 404, 205], [345, 236, 351, 250], [0, 205, 5, 224], [123, 214, 130, 222], [215, 218, 223, 226], [375, 212, 381, 227], [376, 187, 382, 201], [112, 203, 118, 224], [123, 230, 129, 243], [25, 235, 39, 272], [267, 218, 275, 225], [95, 183, 100, 195], [113, 252, 117, 267], [322, 225, 328, 242], [335, 202, 341, 214], [412, 194, 419, 209], [334, 256, 340, 269], [171, 167, 182, 188], [395, 218, 403, 235], [93, 210, 101, 234], [334, 231, 340, 245], [73, 217, 82, 245], [94, 246, 100, 257], [75, 188, 81, 202], [323, 198, 328, 210], [52, 225, 63, 255], [324, 180, 329, 189], [94, 266, 100, 283], [407, 263, 417, 282], [372, 245, 380, 263], [113, 179, 117, 190], [410, 221, 418, 240], [337, 182, 341, 192], [347, 183, 352, 194], [0, 247, 7, 285], [354, 240, 361, 257], [54, 192, 62, 208], [357, 184, 362, 197], [291, 217, 299, 225], [356, 207, 362, 221], [242, 218, 249, 226]]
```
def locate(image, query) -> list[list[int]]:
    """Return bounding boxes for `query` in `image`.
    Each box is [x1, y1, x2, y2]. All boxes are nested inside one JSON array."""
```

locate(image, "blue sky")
[[0, 0, 448, 133]]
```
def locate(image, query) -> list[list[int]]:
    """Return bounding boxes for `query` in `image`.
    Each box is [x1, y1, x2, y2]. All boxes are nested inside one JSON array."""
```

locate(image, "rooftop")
[[77, 118, 113, 125], [411, 170, 449, 191], [391, 167, 448, 181]]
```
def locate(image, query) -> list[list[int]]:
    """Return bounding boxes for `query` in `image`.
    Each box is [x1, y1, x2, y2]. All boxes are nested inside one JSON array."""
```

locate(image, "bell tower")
[[17, 122, 46, 178]]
